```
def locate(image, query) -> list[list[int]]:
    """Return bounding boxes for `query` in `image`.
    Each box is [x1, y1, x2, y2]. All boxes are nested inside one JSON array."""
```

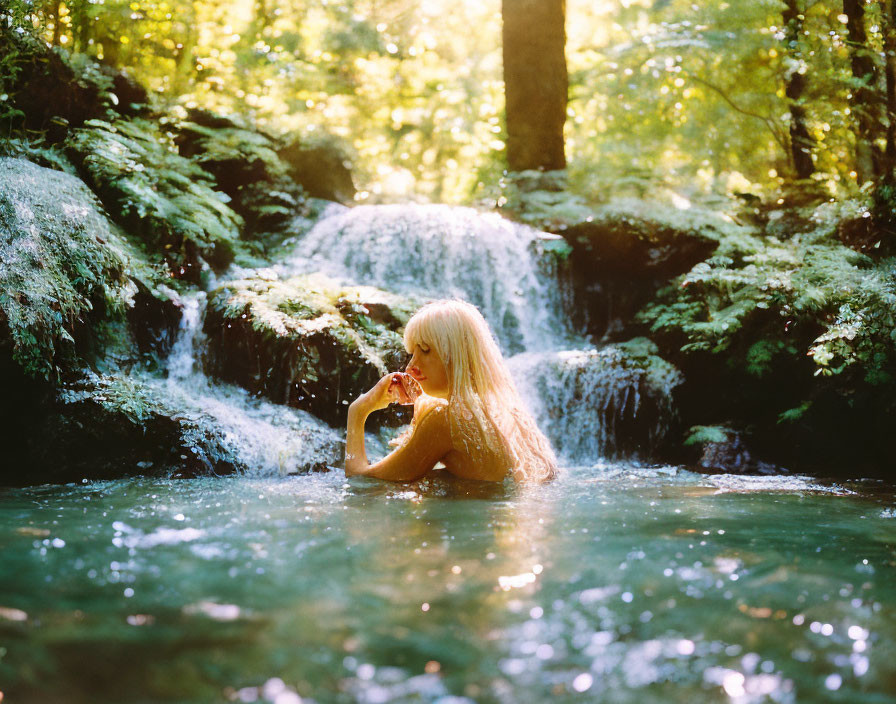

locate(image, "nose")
[[406, 363, 421, 378]]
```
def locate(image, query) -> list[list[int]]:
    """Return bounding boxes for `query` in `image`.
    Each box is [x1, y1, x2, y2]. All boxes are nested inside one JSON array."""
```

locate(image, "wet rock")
[[559, 199, 729, 339], [66, 118, 243, 281], [204, 272, 416, 426], [277, 133, 356, 204], [3, 370, 343, 485], [24, 373, 217, 484], [127, 282, 183, 357], [173, 110, 305, 239], [685, 425, 780, 475], [510, 337, 684, 464], [0, 25, 149, 136], [0, 157, 138, 378]]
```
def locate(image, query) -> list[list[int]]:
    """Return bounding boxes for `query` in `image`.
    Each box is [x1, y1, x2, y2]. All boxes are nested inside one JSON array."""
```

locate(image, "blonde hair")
[[403, 299, 557, 483]]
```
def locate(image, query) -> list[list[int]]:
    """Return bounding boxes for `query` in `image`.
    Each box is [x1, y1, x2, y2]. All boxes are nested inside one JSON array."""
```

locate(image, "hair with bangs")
[[403, 299, 556, 483]]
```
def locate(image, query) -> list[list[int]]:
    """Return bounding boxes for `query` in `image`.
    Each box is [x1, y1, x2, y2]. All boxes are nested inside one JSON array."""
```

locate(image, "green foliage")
[[6, 0, 894, 202], [639, 195, 896, 406], [0, 158, 138, 379], [67, 118, 243, 275], [0, 137, 75, 173], [613, 337, 684, 393], [564, 0, 864, 197], [684, 425, 731, 447], [175, 119, 288, 181], [777, 401, 812, 424], [0, 8, 28, 128], [65, 370, 158, 424]]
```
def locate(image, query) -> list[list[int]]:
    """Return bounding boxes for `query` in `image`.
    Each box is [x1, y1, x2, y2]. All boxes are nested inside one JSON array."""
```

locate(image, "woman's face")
[[405, 341, 450, 398]]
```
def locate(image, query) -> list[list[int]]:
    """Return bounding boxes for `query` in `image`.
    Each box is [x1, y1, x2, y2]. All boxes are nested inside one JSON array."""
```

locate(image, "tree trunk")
[[882, 0, 896, 179], [843, 0, 884, 182], [783, 0, 815, 179], [51, 0, 62, 46], [501, 0, 567, 172]]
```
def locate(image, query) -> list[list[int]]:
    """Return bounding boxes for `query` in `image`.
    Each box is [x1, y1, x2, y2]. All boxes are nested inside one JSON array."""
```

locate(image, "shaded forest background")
[[5, 0, 896, 203]]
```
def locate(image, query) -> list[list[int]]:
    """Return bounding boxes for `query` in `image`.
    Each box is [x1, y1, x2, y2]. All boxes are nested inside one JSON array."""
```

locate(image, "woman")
[[344, 299, 556, 483]]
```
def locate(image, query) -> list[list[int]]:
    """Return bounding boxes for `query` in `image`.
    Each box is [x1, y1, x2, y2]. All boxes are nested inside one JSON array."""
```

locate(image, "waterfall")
[[137, 292, 343, 475], [281, 203, 575, 353], [509, 347, 681, 464], [123, 203, 679, 473], [284, 203, 682, 466]]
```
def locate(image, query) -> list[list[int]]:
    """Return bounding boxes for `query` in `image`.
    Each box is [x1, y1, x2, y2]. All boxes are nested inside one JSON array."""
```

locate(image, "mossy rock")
[[173, 110, 305, 238], [683, 425, 779, 475], [561, 198, 731, 277], [277, 132, 356, 204], [204, 272, 417, 426], [555, 198, 735, 339], [2, 370, 343, 485], [0, 157, 150, 379], [66, 118, 243, 282]]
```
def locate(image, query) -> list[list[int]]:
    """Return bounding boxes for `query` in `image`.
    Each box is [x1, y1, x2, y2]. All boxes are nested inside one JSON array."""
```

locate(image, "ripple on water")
[[0, 467, 893, 704]]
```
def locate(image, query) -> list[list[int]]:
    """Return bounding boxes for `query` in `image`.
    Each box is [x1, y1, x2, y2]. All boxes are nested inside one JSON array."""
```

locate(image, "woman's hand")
[[350, 373, 412, 415]]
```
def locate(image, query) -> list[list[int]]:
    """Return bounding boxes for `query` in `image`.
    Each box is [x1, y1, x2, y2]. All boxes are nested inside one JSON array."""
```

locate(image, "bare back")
[[413, 395, 512, 482]]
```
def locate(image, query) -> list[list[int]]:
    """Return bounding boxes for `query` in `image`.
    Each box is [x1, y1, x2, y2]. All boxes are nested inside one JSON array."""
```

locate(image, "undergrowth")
[[639, 196, 896, 440], [66, 118, 243, 279]]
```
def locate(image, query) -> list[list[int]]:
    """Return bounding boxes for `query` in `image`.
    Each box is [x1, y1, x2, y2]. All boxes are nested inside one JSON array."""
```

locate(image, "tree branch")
[[682, 70, 789, 154]]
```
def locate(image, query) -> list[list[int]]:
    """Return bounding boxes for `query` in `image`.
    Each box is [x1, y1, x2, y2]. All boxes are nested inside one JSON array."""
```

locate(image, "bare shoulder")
[[413, 394, 449, 422]]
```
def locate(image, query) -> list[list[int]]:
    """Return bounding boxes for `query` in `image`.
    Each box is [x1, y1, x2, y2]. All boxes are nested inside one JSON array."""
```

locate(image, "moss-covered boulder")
[[683, 425, 779, 475], [277, 133, 356, 204], [66, 118, 243, 282], [0, 157, 146, 378], [204, 272, 417, 425], [3, 370, 343, 486], [558, 199, 731, 339]]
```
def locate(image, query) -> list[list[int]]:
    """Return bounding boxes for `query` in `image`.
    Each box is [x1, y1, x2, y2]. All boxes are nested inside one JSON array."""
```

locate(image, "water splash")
[[138, 291, 343, 475]]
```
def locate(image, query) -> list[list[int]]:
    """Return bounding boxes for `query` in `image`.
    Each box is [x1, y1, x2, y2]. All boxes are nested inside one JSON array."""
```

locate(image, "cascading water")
[[282, 203, 574, 353], [285, 204, 682, 465], [136, 291, 343, 475], [508, 346, 682, 463]]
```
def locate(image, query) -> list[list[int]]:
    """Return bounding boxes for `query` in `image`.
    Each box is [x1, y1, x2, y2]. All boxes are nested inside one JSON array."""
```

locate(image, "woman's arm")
[[345, 385, 451, 482]]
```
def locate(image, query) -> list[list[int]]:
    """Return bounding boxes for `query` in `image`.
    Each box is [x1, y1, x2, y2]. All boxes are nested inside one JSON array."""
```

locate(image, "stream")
[[1, 204, 894, 702]]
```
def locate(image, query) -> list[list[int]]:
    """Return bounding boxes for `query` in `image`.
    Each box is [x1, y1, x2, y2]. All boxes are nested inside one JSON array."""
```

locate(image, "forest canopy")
[[2, 0, 896, 204]]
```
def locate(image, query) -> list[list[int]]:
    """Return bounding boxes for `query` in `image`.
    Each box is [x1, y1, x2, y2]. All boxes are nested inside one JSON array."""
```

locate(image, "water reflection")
[[0, 466, 894, 703]]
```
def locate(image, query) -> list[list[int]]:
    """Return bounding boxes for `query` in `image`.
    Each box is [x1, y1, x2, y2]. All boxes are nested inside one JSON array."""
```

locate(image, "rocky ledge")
[[204, 271, 421, 426]]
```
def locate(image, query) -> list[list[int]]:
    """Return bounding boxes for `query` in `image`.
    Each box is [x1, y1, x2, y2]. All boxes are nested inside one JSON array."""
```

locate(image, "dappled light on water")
[[1, 464, 894, 702]]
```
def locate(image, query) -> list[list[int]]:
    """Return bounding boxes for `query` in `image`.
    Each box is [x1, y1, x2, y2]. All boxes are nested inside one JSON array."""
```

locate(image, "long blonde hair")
[[403, 300, 557, 483]]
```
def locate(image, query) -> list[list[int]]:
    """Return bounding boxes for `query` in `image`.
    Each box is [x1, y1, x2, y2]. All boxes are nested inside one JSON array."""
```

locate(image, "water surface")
[[1, 465, 894, 703]]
